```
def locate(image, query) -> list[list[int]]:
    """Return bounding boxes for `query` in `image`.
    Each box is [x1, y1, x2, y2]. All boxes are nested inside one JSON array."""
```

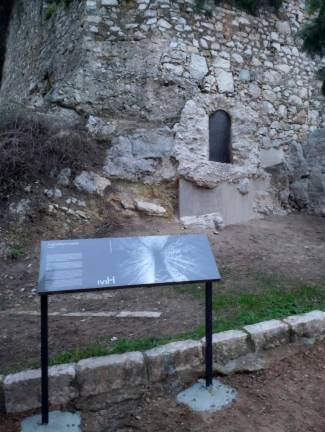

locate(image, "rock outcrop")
[[288, 129, 325, 215]]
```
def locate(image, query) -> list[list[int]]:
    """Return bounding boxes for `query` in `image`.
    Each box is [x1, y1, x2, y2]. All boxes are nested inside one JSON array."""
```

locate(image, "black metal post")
[[205, 281, 213, 387], [41, 294, 49, 424]]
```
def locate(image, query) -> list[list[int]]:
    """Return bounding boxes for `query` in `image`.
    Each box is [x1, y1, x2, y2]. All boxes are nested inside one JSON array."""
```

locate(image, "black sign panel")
[[38, 234, 220, 294]]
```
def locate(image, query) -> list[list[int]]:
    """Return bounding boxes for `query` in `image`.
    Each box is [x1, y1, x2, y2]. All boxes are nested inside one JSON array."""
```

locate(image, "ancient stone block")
[[4, 364, 77, 413], [77, 352, 147, 398], [215, 70, 234, 93], [180, 213, 224, 229], [232, 53, 243, 64], [57, 168, 72, 186], [262, 101, 275, 115], [73, 171, 111, 196], [103, 127, 175, 181], [157, 18, 172, 30], [135, 200, 167, 216], [127, 127, 174, 158], [243, 320, 290, 351], [213, 58, 230, 70], [283, 311, 325, 339], [260, 148, 284, 168], [102, 0, 118, 6], [239, 69, 250, 82], [276, 20, 291, 34], [188, 54, 208, 80], [145, 340, 203, 383], [86, 116, 116, 139]]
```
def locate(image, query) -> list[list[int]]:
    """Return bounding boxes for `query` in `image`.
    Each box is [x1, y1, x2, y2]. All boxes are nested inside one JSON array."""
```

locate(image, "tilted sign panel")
[[38, 234, 220, 294]]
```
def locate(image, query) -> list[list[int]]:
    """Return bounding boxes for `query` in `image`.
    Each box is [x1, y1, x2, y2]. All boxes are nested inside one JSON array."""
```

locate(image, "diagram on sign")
[[115, 236, 200, 284]]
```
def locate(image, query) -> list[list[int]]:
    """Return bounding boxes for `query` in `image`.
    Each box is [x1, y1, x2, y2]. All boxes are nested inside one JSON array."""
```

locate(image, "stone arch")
[[209, 110, 232, 163]]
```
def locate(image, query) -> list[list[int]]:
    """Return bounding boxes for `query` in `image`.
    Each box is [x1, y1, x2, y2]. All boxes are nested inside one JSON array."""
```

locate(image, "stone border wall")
[[1, 310, 325, 414]]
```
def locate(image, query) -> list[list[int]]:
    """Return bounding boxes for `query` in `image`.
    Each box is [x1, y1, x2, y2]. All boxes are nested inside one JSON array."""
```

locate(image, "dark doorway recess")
[[209, 110, 232, 163]]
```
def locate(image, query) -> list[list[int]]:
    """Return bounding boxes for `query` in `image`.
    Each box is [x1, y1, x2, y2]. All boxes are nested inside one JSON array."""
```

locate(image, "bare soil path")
[[0, 213, 325, 373], [1, 341, 325, 432]]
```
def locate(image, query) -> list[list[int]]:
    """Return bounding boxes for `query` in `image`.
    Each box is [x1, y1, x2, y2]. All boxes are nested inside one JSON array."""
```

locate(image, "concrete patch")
[[21, 411, 81, 432], [116, 311, 161, 318], [176, 379, 237, 412], [1, 310, 161, 318]]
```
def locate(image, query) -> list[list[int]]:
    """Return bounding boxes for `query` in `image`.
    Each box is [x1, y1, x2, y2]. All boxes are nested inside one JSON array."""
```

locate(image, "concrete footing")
[[21, 411, 81, 432], [176, 378, 237, 412]]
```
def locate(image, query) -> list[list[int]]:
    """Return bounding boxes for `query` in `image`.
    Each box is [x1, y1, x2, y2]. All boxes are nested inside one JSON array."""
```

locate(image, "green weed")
[[7, 244, 25, 259], [45, 4, 58, 20]]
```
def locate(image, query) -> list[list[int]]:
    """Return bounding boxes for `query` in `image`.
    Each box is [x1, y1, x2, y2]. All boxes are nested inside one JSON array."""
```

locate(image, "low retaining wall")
[[1, 310, 325, 414]]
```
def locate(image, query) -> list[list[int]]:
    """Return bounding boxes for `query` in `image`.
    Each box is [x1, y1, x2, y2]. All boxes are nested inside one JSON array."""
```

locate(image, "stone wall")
[[1, 0, 324, 224], [1, 310, 325, 414], [288, 128, 325, 215], [0, 0, 84, 106]]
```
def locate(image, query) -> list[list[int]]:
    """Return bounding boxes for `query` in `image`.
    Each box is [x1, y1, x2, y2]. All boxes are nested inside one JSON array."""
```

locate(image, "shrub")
[[44, 0, 74, 20], [195, 0, 283, 14], [45, 3, 58, 20], [0, 110, 103, 197]]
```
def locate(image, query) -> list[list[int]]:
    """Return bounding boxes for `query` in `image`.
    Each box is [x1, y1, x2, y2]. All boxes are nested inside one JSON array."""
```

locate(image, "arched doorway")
[[209, 110, 232, 163]]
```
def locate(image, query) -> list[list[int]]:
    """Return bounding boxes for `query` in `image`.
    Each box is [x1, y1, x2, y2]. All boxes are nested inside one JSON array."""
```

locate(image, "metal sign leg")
[[205, 281, 213, 387], [41, 295, 49, 424]]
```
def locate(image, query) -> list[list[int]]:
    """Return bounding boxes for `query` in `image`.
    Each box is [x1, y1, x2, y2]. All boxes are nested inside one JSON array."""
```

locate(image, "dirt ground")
[[1, 340, 325, 432], [1, 213, 325, 373]]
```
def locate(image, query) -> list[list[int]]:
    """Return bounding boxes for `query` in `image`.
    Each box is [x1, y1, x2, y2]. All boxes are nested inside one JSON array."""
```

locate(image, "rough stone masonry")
[[0, 0, 324, 224], [1, 310, 325, 414]]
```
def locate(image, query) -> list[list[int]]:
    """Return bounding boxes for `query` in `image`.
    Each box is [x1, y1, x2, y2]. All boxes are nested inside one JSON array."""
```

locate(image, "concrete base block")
[[77, 352, 147, 399], [283, 310, 325, 339], [202, 330, 251, 365], [145, 340, 203, 383], [177, 379, 237, 412], [243, 319, 290, 351], [4, 364, 77, 413], [21, 411, 81, 432], [179, 178, 268, 226]]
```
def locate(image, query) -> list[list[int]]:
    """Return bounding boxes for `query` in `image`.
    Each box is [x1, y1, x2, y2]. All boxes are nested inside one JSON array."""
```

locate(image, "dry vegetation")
[[0, 109, 104, 198]]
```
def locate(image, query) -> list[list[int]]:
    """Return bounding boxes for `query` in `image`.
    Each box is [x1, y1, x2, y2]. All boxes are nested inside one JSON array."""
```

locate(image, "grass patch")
[[48, 338, 168, 367], [212, 282, 325, 332], [44, 279, 325, 368], [4, 276, 324, 373]]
